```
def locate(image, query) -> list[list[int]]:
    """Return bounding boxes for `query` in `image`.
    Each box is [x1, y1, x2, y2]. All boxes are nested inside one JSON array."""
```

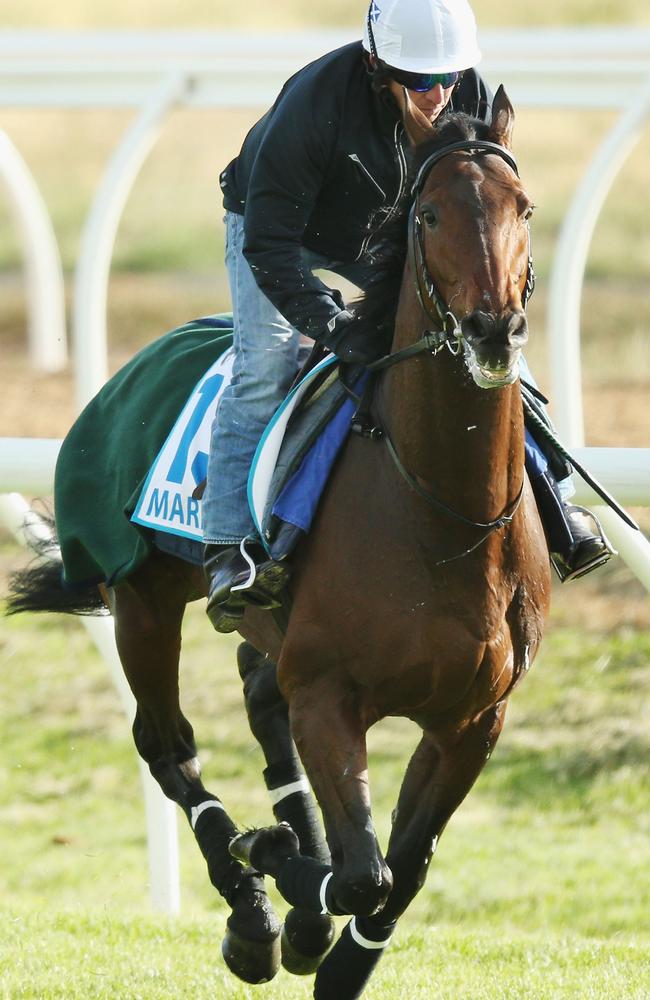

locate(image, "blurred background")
[[1, 0, 649, 438], [1, 3, 649, 998]]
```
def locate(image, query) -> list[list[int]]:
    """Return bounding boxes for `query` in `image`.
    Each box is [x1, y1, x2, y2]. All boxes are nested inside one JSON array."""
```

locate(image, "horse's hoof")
[[221, 885, 283, 985], [229, 822, 300, 875], [222, 921, 281, 984], [281, 908, 336, 975]]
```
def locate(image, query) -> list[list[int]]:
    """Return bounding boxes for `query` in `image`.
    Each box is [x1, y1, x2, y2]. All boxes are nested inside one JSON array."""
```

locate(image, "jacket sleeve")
[[242, 75, 346, 341]]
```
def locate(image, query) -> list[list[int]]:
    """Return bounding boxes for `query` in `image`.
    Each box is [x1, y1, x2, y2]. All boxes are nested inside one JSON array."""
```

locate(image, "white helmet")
[[363, 0, 481, 73]]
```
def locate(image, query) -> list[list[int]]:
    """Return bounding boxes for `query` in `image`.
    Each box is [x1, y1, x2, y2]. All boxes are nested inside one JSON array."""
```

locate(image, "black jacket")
[[220, 41, 492, 341]]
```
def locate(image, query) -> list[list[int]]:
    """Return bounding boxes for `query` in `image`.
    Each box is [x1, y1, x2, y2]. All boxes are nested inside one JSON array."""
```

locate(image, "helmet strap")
[[366, 4, 379, 60]]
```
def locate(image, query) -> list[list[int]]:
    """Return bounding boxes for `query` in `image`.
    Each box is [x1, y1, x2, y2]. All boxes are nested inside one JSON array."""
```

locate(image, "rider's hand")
[[322, 311, 382, 366]]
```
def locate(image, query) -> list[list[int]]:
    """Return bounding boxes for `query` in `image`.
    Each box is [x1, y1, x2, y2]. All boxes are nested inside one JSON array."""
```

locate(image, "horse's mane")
[[352, 112, 492, 353]]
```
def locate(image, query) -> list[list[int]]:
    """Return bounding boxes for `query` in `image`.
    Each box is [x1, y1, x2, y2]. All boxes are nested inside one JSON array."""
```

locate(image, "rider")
[[202, 0, 611, 631]]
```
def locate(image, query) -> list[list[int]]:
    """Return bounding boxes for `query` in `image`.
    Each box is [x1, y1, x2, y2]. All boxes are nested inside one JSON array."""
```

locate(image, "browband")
[[412, 140, 519, 195]]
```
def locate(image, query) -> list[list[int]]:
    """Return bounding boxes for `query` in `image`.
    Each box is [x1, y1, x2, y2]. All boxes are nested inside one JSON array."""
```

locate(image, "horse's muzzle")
[[460, 310, 528, 388]]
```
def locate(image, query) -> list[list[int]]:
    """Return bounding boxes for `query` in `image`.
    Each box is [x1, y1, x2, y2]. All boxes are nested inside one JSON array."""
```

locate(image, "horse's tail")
[[5, 514, 107, 618]]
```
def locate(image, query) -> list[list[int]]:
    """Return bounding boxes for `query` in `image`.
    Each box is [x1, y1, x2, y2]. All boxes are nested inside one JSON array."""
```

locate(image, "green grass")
[[2, 915, 648, 999], [1, 553, 649, 998]]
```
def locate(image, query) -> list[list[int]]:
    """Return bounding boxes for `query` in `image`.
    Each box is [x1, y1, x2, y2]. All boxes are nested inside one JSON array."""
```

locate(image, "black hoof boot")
[[229, 822, 300, 877], [221, 881, 282, 984], [313, 917, 394, 1000], [281, 908, 336, 975]]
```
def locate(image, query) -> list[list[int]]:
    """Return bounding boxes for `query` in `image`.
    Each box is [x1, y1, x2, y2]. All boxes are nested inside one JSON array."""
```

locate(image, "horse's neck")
[[381, 317, 525, 525]]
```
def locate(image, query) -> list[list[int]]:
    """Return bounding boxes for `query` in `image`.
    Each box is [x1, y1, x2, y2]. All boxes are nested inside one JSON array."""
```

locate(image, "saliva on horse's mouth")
[[464, 345, 521, 389]]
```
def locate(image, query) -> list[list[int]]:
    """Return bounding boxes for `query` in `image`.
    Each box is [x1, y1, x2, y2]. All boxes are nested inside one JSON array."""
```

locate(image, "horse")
[[7, 86, 550, 999]]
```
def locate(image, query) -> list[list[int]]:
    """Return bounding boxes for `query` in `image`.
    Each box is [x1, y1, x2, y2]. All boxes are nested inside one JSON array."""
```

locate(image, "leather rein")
[[360, 139, 533, 564]]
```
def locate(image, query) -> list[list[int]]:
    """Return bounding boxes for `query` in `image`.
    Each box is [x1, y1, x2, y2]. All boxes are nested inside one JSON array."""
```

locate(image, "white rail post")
[[73, 71, 190, 411], [82, 613, 180, 914], [0, 129, 67, 372], [571, 449, 650, 593], [546, 79, 650, 586], [0, 489, 180, 913], [547, 77, 650, 446]]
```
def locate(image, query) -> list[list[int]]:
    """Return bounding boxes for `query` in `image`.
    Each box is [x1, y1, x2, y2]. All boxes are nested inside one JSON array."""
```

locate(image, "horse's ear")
[[398, 86, 437, 147], [488, 85, 515, 150]]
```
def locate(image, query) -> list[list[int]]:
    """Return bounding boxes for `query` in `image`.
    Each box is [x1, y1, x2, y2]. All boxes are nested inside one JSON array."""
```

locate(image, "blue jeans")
[[519, 356, 573, 501], [202, 211, 375, 543], [202, 212, 571, 544]]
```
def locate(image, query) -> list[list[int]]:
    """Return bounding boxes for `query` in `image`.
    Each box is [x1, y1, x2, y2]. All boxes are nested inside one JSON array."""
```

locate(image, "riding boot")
[[522, 381, 615, 582], [530, 470, 615, 583], [204, 542, 291, 633]]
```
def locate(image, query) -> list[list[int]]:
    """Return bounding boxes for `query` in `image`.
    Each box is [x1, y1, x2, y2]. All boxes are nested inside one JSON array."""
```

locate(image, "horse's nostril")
[[507, 313, 528, 347], [462, 311, 528, 349], [461, 311, 494, 344]]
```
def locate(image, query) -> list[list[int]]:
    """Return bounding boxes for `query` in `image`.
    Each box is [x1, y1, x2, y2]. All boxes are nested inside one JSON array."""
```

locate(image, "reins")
[[353, 138, 531, 562], [383, 426, 525, 564]]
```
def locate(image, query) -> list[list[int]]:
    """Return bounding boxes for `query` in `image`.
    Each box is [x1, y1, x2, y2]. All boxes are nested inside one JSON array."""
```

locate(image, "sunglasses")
[[387, 67, 461, 93]]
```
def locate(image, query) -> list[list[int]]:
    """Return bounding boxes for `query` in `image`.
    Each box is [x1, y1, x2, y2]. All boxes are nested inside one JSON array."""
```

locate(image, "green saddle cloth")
[[55, 316, 233, 587]]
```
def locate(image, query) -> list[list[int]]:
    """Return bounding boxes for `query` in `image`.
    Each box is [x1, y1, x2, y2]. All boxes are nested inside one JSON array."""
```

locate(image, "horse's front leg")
[[290, 676, 393, 917], [312, 703, 507, 1000], [109, 560, 281, 985], [232, 673, 393, 920], [237, 642, 335, 973]]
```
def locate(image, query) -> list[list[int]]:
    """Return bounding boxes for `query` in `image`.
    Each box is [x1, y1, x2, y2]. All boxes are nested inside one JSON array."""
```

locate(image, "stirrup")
[[551, 506, 617, 583]]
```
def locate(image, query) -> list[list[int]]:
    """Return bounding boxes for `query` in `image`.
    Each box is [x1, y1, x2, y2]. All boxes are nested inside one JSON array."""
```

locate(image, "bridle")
[[410, 140, 535, 341], [360, 138, 533, 563], [368, 138, 536, 375]]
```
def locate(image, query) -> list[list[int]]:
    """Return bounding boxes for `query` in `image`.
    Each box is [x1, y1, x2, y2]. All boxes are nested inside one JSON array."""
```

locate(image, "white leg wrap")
[[319, 871, 334, 914], [190, 800, 225, 831], [349, 917, 393, 950], [268, 776, 311, 805]]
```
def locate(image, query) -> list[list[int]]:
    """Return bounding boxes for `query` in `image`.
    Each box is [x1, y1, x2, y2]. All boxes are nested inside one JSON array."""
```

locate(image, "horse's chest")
[[358, 581, 540, 723]]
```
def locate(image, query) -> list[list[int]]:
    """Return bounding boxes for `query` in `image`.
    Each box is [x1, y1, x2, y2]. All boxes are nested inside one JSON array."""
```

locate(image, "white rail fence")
[[2, 28, 650, 416], [2, 29, 649, 913]]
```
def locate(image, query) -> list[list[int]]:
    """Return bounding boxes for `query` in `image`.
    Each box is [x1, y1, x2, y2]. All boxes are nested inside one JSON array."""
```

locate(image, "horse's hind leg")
[[109, 556, 281, 984], [238, 642, 335, 973], [313, 704, 507, 1000]]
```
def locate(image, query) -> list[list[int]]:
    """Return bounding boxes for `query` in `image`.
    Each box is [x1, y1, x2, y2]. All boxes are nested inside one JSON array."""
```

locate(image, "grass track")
[[1, 912, 648, 999], [1, 580, 649, 998]]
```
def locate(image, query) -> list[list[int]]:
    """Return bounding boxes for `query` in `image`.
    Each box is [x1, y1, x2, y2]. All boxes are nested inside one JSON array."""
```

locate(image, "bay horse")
[[7, 87, 550, 999]]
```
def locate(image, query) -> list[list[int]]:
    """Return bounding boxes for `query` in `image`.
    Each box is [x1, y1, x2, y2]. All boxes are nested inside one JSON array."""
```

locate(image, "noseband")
[[362, 138, 531, 563]]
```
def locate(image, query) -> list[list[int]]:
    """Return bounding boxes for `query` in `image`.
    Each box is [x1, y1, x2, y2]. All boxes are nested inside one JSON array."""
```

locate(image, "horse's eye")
[[421, 207, 438, 228], [522, 205, 535, 222]]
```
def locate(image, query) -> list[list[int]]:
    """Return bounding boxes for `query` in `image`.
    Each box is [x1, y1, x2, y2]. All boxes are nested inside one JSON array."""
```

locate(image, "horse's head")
[[403, 86, 534, 388]]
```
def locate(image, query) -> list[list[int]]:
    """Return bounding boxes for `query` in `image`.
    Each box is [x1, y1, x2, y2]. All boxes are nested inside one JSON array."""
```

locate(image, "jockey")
[[203, 0, 611, 631]]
